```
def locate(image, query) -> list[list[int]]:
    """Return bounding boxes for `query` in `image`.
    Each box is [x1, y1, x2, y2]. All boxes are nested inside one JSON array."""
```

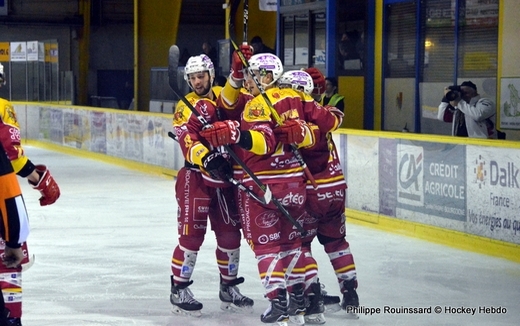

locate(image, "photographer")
[[437, 81, 496, 138]]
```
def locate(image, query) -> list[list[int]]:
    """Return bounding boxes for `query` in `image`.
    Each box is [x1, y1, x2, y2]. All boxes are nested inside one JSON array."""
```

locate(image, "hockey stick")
[[169, 46, 275, 206], [21, 254, 35, 272], [230, 39, 319, 190], [168, 45, 306, 235], [243, 0, 248, 44], [167, 131, 269, 205]]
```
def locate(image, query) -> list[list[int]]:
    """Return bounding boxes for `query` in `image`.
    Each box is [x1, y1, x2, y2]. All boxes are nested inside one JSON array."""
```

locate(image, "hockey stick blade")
[[228, 177, 272, 205], [22, 254, 35, 272], [168, 45, 180, 97], [168, 131, 177, 141]]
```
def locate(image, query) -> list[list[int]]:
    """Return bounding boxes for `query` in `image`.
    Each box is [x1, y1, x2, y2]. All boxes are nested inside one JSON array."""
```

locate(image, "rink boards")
[[13, 102, 520, 262]]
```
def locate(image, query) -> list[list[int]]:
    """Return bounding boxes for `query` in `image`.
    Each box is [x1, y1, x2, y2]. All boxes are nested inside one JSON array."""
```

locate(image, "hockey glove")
[[305, 67, 326, 96], [29, 165, 60, 206], [201, 150, 232, 181], [200, 120, 241, 147], [274, 119, 307, 144], [2, 247, 24, 268], [325, 105, 344, 126], [230, 45, 253, 86]]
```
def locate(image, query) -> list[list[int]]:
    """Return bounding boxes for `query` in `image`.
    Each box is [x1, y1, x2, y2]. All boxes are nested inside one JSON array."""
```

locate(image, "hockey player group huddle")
[[170, 45, 359, 326]]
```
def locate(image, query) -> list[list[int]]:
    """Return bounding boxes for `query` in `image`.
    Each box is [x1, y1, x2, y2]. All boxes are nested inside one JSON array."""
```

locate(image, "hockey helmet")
[[184, 54, 215, 83], [248, 53, 283, 86], [278, 70, 314, 95]]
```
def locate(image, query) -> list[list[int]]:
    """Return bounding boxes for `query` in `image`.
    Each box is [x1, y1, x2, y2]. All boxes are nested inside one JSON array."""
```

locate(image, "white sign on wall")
[[10, 42, 27, 61], [500, 78, 520, 130], [259, 0, 277, 11], [466, 146, 520, 243], [27, 41, 39, 61]]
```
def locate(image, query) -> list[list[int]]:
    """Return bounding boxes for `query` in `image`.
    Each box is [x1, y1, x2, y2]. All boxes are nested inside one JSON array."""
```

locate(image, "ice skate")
[[320, 283, 341, 314], [287, 283, 306, 326], [6, 318, 22, 326], [304, 282, 326, 324], [219, 276, 254, 313], [261, 288, 289, 325], [3, 307, 21, 326], [323, 293, 341, 313], [341, 279, 359, 319], [170, 277, 203, 317]]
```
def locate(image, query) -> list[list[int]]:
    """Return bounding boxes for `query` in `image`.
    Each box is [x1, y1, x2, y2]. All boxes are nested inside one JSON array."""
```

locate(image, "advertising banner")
[[347, 135, 379, 213], [27, 41, 39, 61], [90, 111, 107, 153], [63, 109, 90, 150], [10, 42, 27, 62], [379, 138, 397, 216], [466, 147, 520, 244], [499, 78, 520, 130], [396, 141, 466, 221]]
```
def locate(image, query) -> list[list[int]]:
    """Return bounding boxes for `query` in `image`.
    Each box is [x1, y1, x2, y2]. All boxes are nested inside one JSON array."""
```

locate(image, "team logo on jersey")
[[198, 102, 209, 117], [255, 211, 279, 228], [247, 103, 267, 120], [272, 92, 280, 99], [173, 107, 186, 123], [184, 134, 193, 148]]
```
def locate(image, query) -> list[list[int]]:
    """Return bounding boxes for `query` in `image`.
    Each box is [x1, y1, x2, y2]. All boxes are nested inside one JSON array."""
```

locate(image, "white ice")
[[15, 147, 520, 326]]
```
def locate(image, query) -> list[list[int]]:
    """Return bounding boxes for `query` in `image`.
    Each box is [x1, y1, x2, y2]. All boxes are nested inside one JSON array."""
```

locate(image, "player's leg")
[[0, 241, 29, 326], [169, 169, 209, 316], [211, 187, 254, 313], [317, 206, 359, 319]]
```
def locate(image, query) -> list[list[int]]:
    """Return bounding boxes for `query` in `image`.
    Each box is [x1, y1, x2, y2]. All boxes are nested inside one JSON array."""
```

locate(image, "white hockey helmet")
[[278, 70, 314, 95], [248, 53, 283, 86], [0, 62, 5, 85], [184, 54, 215, 87]]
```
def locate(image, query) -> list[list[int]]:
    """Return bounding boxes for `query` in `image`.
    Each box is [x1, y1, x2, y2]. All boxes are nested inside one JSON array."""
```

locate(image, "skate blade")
[[274, 321, 289, 326], [304, 312, 326, 324], [345, 311, 359, 319], [220, 301, 254, 314], [289, 314, 305, 325], [324, 303, 341, 314], [171, 306, 202, 317]]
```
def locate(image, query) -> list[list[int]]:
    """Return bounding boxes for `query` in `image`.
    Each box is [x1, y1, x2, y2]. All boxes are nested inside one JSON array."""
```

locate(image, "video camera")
[[445, 85, 461, 102]]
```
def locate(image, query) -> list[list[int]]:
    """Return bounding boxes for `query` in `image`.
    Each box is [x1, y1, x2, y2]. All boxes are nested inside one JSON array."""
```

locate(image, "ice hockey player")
[[0, 142, 30, 326], [200, 50, 340, 325], [0, 63, 60, 326], [169, 54, 254, 317], [283, 67, 361, 321]]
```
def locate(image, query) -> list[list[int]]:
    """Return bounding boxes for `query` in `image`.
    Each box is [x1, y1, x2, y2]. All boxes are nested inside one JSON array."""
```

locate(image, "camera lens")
[[446, 90, 459, 102]]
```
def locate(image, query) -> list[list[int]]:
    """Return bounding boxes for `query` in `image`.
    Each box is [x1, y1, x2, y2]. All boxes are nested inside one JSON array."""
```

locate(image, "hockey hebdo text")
[[347, 305, 508, 316]]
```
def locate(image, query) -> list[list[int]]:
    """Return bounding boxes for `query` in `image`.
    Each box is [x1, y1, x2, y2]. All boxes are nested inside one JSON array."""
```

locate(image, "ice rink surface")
[[15, 147, 520, 326]]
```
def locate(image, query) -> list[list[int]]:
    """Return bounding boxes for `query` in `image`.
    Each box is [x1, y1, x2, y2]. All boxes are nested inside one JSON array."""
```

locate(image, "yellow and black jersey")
[[0, 142, 29, 248]]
